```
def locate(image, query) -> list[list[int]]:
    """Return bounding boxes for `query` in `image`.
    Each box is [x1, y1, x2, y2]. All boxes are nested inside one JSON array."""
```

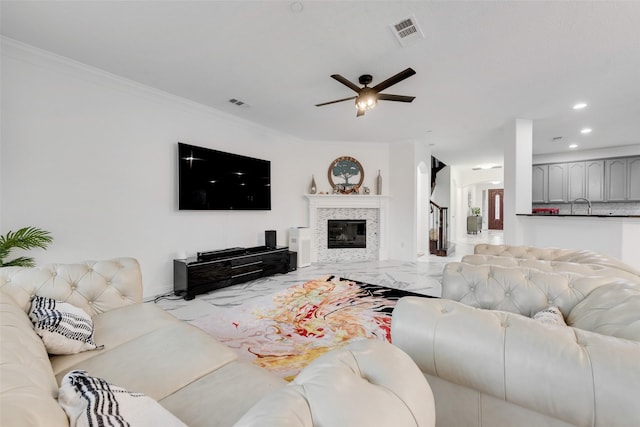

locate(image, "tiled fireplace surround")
[[305, 195, 389, 263]]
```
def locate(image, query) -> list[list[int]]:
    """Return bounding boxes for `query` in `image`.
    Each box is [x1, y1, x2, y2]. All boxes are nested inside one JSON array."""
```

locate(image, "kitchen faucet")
[[571, 198, 592, 215]]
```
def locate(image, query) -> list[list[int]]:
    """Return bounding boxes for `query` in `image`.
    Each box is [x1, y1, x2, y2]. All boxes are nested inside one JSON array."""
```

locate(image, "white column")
[[503, 118, 532, 245]]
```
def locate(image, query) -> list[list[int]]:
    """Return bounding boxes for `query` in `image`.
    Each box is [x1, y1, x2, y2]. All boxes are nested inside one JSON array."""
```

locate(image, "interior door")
[[488, 189, 504, 230]]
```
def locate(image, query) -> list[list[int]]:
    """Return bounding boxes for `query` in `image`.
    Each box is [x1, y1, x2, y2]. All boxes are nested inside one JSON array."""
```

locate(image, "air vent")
[[552, 136, 563, 141], [228, 98, 249, 107], [390, 15, 425, 47]]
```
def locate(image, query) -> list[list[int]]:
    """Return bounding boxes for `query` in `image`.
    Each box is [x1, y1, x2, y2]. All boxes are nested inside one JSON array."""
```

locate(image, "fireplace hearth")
[[328, 220, 367, 249]]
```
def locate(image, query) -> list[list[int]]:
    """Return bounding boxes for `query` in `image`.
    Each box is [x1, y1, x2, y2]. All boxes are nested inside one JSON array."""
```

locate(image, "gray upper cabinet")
[[586, 160, 605, 202], [548, 163, 568, 202], [534, 157, 637, 204], [532, 164, 548, 203], [567, 162, 586, 201], [628, 157, 640, 201], [606, 158, 628, 201]]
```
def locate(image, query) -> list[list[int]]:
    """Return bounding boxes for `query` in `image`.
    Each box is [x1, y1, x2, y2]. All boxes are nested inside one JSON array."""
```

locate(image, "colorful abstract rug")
[[190, 276, 429, 380]]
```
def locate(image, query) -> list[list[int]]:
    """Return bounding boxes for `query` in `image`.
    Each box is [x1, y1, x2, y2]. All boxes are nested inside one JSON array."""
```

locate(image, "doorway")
[[488, 189, 504, 230]]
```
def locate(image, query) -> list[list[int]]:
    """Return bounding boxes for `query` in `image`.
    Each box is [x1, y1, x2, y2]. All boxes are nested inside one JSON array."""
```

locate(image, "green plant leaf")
[[0, 226, 52, 267], [1, 256, 35, 267]]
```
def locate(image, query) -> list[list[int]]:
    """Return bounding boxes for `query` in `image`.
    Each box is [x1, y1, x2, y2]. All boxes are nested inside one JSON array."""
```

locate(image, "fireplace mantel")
[[305, 195, 389, 262], [305, 194, 390, 209]]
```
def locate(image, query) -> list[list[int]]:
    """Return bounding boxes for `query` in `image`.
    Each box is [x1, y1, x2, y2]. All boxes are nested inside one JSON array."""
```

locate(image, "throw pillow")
[[532, 306, 567, 326], [28, 295, 103, 355], [59, 370, 187, 427]]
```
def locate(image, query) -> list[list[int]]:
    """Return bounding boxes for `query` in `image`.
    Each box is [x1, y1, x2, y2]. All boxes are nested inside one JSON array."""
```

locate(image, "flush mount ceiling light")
[[581, 128, 592, 134], [569, 144, 578, 149], [573, 102, 588, 109], [472, 164, 502, 171]]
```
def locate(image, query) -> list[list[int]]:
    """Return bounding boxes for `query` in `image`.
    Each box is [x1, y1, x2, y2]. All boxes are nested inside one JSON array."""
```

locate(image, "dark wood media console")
[[173, 246, 290, 300]]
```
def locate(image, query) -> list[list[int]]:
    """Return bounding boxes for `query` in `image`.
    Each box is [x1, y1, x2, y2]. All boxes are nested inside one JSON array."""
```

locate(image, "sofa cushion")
[[53, 318, 239, 401], [29, 296, 102, 355], [59, 370, 187, 427], [160, 361, 286, 427], [568, 282, 640, 341], [50, 303, 183, 376]]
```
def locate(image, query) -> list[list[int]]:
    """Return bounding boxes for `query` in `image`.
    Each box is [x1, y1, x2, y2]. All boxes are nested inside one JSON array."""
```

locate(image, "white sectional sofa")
[[392, 246, 640, 427], [1, 257, 435, 427]]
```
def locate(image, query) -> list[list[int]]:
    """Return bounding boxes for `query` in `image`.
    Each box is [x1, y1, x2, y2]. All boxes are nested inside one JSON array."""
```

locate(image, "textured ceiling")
[[2, 1, 639, 167]]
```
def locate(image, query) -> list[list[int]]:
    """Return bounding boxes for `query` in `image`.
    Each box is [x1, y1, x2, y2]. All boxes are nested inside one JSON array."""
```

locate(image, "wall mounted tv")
[[178, 142, 271, 210]]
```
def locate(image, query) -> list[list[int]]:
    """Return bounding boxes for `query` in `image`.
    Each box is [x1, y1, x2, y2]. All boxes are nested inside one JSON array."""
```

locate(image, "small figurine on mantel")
[[310, 175, 317, 194], [363, 186, 371, 195]]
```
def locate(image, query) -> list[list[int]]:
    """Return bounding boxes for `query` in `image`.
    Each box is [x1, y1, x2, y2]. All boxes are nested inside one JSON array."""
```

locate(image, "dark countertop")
[[518, 214, 640, 218]]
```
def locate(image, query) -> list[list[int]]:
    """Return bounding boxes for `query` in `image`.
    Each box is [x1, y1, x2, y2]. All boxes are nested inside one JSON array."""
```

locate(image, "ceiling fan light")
[[355, 91, 378, 112]]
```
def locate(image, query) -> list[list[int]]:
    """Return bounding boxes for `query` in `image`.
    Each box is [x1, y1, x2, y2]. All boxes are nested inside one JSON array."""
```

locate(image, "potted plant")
[[471, 207, 481, 216], [0, 226, 53, 267]]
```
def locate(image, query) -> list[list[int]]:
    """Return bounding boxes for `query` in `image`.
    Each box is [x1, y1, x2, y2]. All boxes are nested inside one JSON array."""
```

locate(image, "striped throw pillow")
[[59, 370, 187, 427], [28, 295, 103, 355]]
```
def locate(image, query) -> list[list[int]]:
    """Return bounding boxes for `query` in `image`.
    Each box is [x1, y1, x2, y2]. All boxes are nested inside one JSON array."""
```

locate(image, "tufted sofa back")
[[474, 244, 640, 276], [442, 262, 635, 318], [0, 258, 142, 317], [461, 254, 640, 284]]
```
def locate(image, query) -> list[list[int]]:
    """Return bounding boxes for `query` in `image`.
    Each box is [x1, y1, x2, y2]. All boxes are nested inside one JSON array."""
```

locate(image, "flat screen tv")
[[178, 142, 271, 210]]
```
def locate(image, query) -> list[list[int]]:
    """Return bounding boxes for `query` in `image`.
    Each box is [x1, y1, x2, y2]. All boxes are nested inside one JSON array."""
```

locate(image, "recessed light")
[[580, 128, 592, 134], [573, 103, 587, 110], [569, 144, 578, 149]]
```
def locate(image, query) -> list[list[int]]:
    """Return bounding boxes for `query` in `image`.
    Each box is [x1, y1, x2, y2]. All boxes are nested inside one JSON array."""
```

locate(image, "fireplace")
[[305, 194, 388, 262], [327, 220, 367, 249]]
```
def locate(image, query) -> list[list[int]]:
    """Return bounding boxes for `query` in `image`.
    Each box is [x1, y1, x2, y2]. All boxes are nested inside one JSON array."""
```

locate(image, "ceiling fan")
[[315, 67, 416, 117]]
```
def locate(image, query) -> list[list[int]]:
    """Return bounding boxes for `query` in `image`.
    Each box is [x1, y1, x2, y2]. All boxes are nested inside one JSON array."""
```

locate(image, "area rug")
[[190, 275, 429, 380]]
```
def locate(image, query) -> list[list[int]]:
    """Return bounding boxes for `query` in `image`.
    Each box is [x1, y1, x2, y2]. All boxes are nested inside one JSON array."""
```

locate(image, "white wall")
[[388, 141, 430, 260], [431, 165, 450, 208], [1, 40, 393, 297], [416, 161, 429, 254]]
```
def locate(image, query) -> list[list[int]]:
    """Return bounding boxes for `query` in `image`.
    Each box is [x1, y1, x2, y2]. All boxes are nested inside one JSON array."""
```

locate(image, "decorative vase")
[[376, 170, 382, 195], [310, 175, 317, 194]]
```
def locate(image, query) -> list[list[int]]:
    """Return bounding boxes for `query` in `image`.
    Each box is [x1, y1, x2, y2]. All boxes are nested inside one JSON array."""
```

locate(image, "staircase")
[[429, 156, 454, 257], [429, 201, 454, 256]]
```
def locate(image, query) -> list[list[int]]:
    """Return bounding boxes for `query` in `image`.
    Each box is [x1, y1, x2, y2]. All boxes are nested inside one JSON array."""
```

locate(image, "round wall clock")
[[328, 156, 364, 194]]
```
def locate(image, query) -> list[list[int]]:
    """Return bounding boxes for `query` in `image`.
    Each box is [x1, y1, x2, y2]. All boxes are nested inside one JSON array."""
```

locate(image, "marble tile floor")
[[154, 230, 504, 322]]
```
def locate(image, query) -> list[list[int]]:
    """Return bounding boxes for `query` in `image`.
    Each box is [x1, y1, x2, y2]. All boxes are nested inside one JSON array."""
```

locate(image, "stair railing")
[[429, 201, 449, 254]]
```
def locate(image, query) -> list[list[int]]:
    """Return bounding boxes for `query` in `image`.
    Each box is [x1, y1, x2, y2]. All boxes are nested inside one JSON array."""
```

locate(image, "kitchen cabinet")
[[586, 160, 605, 202], [534, 156, 638, 204], [532, 164, 548, 203], [629, 157, 640, 201], [548, 163, 568, 202], [567, 162, 586, 201], [606, 158, 628, 201]]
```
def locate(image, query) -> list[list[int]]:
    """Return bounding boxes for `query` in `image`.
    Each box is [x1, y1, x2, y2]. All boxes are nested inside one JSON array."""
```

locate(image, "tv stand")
[[173, 246, 289, 300]]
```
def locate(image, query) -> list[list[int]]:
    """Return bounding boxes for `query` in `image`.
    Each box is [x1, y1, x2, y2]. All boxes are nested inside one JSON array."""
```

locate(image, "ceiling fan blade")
[[315, 96, 357, 107], [331, 74, 362, 93], [377, 93, 416, 103], [371, 68, 416, 93], [356, 109, 365, 117]]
